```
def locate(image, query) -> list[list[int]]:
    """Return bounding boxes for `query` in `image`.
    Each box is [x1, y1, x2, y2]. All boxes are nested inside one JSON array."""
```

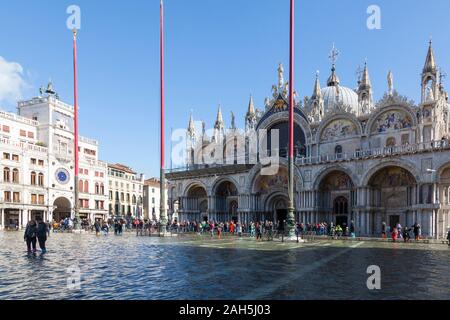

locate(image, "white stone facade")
[[167, 43, 450, 239], [0, 88, 141, 229]]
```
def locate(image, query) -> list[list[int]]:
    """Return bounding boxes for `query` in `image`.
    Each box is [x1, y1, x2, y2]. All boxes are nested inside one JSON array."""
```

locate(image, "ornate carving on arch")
[[316, 113, 362, 143], [183, 180, 209, 197], [366, 104, 418, 136], [361, 160, 420, 187], [246, 161, 303, 195], [212, 177, 240, 196], [313, 165, 360, 190]]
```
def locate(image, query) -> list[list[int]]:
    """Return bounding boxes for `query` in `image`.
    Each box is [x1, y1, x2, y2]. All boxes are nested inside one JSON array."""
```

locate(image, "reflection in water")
[[0, 232, 448, 300]]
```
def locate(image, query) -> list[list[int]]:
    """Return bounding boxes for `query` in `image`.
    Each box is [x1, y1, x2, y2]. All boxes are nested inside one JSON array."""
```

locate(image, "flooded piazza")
[[0, 231, 448, 300]]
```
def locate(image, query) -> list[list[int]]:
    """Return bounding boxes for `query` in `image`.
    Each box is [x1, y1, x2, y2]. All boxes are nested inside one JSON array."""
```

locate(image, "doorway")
[[336, 215, 348, 228], [389, 215, 400, 230], [276, 209, 287, 231]]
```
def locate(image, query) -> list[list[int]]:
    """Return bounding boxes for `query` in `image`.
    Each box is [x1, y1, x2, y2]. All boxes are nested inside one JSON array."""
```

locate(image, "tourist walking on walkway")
[[94, 220, 101, 236], [36, 217, 49, 253], [256, 223, 262, 240], [413, 223, 421, 241], [402, 227, 411, 243], [381, 222, 387, 239], [24, 220, 37, 255], [392, 227, 398, 242]]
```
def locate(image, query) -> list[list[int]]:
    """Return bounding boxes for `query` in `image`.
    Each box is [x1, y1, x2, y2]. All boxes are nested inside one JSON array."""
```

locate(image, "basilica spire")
[[246, 95, 257, 132], [423, 39, 437, 75], [359, 62, 372, 90], [187, 112, 196, 138], [357, 62, 374, 114], [421, 39, 439, 103], [312, 71, 321, 98], [247, 95, 255, 116], [214, 105, 224, 130]]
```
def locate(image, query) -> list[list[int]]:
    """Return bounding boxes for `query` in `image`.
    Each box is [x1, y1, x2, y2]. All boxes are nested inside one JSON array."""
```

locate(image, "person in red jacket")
[[392, 227, 398, 242]]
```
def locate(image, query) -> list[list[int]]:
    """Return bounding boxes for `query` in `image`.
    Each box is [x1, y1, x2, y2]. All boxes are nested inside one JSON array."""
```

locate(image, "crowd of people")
[[22, 216, 450, 254]]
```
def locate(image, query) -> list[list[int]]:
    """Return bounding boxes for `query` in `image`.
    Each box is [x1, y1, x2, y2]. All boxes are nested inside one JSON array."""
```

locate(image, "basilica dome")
[[319, 64, 359, 115], [321, 85, 359, 114]]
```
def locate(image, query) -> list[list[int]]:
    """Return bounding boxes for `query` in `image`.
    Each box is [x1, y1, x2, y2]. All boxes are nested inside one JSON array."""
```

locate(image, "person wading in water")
[[24, 220, 38, 255], [36, 217, 49, 253]]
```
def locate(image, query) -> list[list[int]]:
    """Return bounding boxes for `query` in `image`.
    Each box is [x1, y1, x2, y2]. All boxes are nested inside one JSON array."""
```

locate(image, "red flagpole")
[[159, 0, 167, 226], [289, 0, 294, 159], [287, 0, 296, 236], [73, 28, 81, 229], [160, 0, 165, 170]]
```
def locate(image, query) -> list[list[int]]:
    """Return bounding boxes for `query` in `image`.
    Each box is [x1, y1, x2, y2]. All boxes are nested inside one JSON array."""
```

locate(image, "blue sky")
[[0, 0, 449, 178]]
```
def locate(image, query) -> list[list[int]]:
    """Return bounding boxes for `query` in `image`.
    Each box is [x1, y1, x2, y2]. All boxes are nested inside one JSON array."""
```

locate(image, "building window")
[[20, 130, 26, 137], [2, 125, 10, 133], [109, 191, 113, 200], [38, 173, 44, 186], [152, 188, 155, 193], [12, 154, 19, 161], [39, 195, 45, 205], [31, 194, 37, 204], [4, 191, 11, 202], [152, 197, 155, 204], [38, 160, 44, 166], [3, 153, 10, 160], [132, 195, 136, 204], [3, 167, 10, 182], [95, 183, 100, 194], [31, 171, 37, 185], [126, 193, 130, 203], [84, 181, 89, 193], [12, 169, 19, 183], [13, 192, 20, 203], [31, 158, 37, 165], [121, 193, 124, 202], [84, 169, 89, 175], [78, 180, 84, 193], [27, 132, 34, 139], [335, 145, 343, 155], [100, 183, 105, 195]]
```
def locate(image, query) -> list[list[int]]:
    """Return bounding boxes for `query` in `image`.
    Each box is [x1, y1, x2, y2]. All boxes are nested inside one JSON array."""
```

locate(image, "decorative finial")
[[329, 43, 340, 67]]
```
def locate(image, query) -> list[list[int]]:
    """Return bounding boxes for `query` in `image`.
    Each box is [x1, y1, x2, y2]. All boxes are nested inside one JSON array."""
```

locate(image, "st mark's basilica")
[[167, 42, 450, 239]]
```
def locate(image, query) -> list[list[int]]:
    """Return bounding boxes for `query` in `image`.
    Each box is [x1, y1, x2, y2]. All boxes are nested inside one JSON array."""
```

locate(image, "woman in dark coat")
[[24, 220, 38, 254]]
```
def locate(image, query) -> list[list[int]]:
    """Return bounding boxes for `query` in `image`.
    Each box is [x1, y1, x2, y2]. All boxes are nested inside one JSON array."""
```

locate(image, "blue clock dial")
[[55, 168, 70, 184]]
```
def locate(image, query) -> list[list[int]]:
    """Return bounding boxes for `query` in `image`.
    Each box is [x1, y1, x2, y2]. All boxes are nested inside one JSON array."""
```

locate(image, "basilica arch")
[[315, 169, 356, 227], [316, 112, 363, 143], [211, 179, 239, 223], [179, 182, 209, 222]]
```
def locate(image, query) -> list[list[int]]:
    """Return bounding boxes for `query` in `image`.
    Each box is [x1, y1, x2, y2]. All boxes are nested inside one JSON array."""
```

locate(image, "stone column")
[[19, 210, 23, 229]]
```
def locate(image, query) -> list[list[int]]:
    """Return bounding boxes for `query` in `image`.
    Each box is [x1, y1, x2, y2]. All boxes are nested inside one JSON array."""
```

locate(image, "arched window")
[[132, 195, 136, 204], [333, 196, 349, 215], [3, 167, 10, 182], [100, 183, 104, 195], [38, 173, 44, 186], [31, 171, 37, 185], [127, 193, 130, 203], [12, 169, 19, 183], [84, 181, 89, 194], [78, 180, 84, 193], [335, 145, 343, 158], [95, 183, 100, 195]]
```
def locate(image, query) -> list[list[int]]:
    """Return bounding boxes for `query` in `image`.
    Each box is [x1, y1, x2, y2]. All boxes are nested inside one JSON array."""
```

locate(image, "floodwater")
[[0, 231, 449, 300]]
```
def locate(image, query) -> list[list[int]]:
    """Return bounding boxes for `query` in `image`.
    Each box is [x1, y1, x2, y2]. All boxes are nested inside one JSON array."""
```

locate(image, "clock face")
[[55, 168, 70, 184]]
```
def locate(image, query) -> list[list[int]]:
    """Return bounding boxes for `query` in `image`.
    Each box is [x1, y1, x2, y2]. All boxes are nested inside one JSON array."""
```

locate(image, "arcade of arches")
[[175, 163, 450, 238]]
